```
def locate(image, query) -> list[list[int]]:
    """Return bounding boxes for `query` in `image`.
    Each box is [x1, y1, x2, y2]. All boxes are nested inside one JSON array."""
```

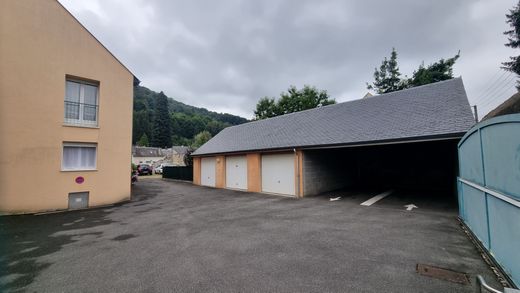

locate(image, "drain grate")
[[416, 264, 470, 285]]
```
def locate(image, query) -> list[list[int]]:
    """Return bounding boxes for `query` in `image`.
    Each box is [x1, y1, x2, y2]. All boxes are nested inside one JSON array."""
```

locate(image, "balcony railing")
[[64, 101, 98, 126]]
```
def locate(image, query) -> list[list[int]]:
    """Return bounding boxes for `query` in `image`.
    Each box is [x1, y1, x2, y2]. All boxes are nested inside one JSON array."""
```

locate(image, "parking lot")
[[1, 179, 502, 292]]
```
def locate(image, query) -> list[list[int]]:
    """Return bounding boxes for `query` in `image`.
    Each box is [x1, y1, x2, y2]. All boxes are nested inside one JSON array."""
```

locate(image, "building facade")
[[192, 79, 476, 198], [0, 0, 135, 214]]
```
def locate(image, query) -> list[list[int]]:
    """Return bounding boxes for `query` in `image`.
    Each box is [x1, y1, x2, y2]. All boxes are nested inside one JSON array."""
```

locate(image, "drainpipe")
[[294, 148, 300, 197]]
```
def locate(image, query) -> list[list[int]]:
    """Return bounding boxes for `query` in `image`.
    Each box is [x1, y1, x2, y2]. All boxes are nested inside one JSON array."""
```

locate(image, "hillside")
[[133, 85, 248, 146]]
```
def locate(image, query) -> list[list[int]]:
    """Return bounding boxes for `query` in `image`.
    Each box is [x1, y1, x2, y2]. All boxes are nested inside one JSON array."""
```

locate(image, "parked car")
[[137, 163, 153, 175], [155, 163, 173, 174]]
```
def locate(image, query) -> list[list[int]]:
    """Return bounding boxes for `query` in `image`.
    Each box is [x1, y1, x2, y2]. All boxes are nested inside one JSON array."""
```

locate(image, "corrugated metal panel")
[[481, 123, 520, 200], [458, 113, 520, 287]]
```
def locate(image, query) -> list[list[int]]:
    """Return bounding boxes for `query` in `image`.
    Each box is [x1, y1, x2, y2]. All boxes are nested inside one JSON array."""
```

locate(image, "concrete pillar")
[[247, 153, 261, 192], [296, 150, 304, 197], [215, 156, 226, 188], [193, 157, 201, 185]]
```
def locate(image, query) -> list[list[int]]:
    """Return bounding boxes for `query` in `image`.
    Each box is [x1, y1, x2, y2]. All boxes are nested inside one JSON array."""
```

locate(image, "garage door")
[[226, 156, 247, 190], [262, 153, 295, 196], [201, 157, 216, 187]]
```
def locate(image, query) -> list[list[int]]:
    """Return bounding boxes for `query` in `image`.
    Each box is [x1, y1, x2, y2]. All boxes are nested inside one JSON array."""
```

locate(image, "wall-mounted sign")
[[75, 176, 85, 184]]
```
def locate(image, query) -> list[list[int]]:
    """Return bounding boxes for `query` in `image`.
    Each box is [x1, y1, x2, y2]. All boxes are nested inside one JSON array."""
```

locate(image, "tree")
[[367, 48, 460, 94], [137, 133, 149, 146], [408, 52, 460, 87], [367, 48, 407, 94], [151, 91, 172, 148], [132, 110, 151, 145], [254, 97, 278, 119], [192, 131, 212, 148], [183, 148, 194, 166], [503, 1, 520, 89], [254, 85, 335, 120]]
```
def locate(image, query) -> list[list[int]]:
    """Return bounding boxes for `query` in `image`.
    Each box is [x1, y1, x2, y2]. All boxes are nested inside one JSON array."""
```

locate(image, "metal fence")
[[458, 113, 520, 288], [162, 166, 193, 181]]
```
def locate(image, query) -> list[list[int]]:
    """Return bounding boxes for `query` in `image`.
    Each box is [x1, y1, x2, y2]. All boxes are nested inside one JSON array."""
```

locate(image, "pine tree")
[[151, 91, 172, 148], [367, 49, 460, 94], [137, 133, 149, 146], [408, 52, 460, 87], [503, 1, 520, 89], [367, 48, 407, 94]]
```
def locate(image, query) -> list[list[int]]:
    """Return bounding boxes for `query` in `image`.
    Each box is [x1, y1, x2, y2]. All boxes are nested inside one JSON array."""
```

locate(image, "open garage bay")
[[302, 139, 460, 203]]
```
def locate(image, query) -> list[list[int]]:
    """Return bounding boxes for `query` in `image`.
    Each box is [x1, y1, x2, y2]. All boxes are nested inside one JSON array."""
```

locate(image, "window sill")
[[63, 124, 99, 129], [61, 169, 98, 172]]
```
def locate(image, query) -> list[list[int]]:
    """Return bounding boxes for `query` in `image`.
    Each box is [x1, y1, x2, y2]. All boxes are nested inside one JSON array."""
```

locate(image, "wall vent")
[[68, 192, 89, 210]]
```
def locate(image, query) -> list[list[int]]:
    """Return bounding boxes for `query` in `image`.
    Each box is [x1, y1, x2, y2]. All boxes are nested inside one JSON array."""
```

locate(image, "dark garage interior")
[[302, 139, 460, 200]]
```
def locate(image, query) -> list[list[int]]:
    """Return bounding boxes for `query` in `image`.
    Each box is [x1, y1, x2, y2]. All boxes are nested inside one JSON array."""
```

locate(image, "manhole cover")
[[416, 264, 470, 285]]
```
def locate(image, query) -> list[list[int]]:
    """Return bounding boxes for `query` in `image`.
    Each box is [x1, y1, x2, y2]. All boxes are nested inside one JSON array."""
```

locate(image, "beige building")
[[0, 0, 136, 214]]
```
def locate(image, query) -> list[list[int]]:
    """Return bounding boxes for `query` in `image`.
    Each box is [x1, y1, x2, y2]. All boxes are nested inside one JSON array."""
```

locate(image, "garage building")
[[191, 78, 475, 197]]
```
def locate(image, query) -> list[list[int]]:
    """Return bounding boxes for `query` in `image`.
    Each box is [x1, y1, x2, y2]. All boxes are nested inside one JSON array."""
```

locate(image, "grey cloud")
[[60, 0, 518, 119]]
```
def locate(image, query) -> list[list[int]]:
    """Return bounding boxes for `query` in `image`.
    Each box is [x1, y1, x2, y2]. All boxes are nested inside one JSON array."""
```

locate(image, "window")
[[65, 79, 99, 126], [62, 143, 97, 171]]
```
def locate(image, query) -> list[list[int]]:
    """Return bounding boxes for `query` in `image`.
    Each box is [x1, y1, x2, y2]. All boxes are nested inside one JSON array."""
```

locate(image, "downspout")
[[294, 148, 300, 197]]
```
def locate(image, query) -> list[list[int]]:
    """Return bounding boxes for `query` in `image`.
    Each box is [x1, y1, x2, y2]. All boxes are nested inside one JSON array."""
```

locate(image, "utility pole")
[[472, 105, 479, 123]]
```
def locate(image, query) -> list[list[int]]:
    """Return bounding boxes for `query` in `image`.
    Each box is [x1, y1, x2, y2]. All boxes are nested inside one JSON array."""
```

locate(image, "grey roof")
[[193, 78, 475, 156], [171, 146, 190, 155], [132, 147, 166, 157]]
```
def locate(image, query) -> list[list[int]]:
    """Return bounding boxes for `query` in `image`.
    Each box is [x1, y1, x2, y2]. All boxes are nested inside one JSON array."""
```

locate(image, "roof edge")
[[56, 0, 139, 81], [220, 77, 465, 132], [192, 132, 466, 157]]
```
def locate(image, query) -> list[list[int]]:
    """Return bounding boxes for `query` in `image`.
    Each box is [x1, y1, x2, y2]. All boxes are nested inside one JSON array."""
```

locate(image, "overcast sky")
[[59, 0, 518, 119]]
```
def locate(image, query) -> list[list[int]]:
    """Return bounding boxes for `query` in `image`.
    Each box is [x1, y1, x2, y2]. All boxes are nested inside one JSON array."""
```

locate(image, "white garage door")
[[261, 153, 295, 196], [226, 156, 247, 190], [201, 157, 216, 187]]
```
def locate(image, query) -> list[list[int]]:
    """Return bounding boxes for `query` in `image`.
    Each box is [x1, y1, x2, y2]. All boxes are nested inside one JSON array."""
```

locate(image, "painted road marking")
[[404, 204, 418, 211], [360, 190, 393, 206]]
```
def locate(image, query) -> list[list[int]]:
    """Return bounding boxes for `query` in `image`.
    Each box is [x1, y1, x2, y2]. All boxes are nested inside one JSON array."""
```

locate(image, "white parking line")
[[360, 190, 393, 206]]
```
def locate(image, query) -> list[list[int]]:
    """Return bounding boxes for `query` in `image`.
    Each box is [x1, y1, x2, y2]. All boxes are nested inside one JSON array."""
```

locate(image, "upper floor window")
[[64, 79, 99, 126]]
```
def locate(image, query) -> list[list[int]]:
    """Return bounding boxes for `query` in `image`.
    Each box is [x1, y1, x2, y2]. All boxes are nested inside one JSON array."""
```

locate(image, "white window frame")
[[61, 143, 98, 171], [64, 79, 99, 127]]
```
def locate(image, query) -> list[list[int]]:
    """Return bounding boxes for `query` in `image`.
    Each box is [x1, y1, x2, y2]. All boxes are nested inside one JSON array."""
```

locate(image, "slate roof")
[[483, 91, 520, 120], [132, 147, 165, 157], [171, 146, 190, 155], [193, 78, 476, 156]]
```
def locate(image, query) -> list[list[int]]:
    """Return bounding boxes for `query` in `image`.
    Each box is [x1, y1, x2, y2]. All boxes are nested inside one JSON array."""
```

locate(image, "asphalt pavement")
[[0, 179, 502, 292]]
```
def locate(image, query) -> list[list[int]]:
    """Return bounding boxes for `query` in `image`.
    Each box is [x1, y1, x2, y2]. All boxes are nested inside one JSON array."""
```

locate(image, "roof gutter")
[[191, 132, 466, 157]]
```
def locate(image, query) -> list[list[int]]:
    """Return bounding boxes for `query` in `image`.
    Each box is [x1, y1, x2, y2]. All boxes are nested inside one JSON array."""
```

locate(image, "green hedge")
[[162, 166, 193, 181]]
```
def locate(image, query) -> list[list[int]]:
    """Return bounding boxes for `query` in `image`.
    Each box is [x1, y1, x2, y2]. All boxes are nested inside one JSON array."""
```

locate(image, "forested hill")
[[133, 85, 249, 146]]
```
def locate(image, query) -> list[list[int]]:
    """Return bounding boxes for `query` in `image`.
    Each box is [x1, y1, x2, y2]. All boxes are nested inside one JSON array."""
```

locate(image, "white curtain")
[[63, 146, 96, 170], [83, 84, 98, 121]]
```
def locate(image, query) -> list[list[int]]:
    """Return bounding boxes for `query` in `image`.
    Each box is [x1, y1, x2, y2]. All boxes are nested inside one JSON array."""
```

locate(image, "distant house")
[[170, 146, 190, 166], [132, 146, 190, 166], [132, 147, 167, 165], [482, 91, 520, 120], [191, 78, 475, 197], [0, 0, 137, 214]]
